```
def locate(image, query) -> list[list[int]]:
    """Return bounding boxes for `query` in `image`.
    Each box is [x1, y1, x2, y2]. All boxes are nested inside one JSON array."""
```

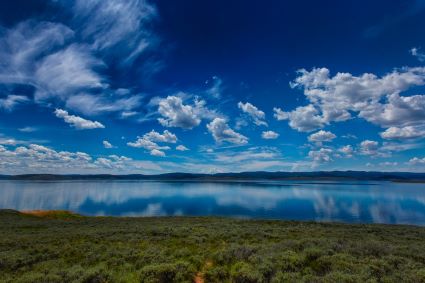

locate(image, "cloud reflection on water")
[[1, 180, 425, 225]]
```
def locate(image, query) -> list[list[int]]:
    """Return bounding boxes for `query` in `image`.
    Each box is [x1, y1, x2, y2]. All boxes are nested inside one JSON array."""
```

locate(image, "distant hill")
[[0, 171, 424, 182]]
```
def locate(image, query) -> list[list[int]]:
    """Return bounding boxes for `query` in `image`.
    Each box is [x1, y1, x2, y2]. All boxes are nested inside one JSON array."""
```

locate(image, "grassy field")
[[1, 210, 425, 282]]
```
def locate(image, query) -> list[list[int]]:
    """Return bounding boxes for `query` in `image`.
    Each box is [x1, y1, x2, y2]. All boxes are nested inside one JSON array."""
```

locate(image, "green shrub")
[[230, 261, 263, 283], [204, 266, 229, 282], [139, 262, 194, 283], [82, 267, 113, 283], [271, 271, 302, 283]]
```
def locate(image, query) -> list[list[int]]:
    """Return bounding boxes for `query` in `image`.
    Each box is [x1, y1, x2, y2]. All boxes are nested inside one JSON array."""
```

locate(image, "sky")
[[0, 0, 425, 174]]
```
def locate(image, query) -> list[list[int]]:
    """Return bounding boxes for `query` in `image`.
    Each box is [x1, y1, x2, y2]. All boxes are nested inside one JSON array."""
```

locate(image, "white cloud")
[[103, 140, 113, 149], [0, 6, 156, 116], [379, 161, 398, 167], [261, 131, 279, 139], [205, 146, 303, 172], [410, 47, 425, 62], [18, 127, 38, 133], [176, 145, 189, 151], [206, 76, 223, 98], [308, 148, 333, 163], [276, 67, 425, 134], [0, 138, 20, 146], [308, 130, 336, 143], [0, 21, 74, 86], [71, 0, 157, 63], [207, 118, 248, 145], [238, 102, 267, 126], [35, 44, 106, 102], [127, 130, 177, 156], [380, 125, 425, 140], [359, 93, 425, 128], [0, 142, 165, 174], [338, 145, 354, 157], [65, 92, 142, 116], [359, 140, 379, 156], [54, 108, 105, 129], [144, 130, 177, 143], [274, 105, 325, 132], [408, 157, 425, 165], [157, 96, 203, 129], [214, 147, 279, 163], [0, 95, 29, 111], [150, 149, 166, 157]]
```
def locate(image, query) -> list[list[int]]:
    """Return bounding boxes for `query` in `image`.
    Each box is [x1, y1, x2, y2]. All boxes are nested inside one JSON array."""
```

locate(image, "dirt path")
[[193, 260, 213, 283], [194, 272, 204, 283]]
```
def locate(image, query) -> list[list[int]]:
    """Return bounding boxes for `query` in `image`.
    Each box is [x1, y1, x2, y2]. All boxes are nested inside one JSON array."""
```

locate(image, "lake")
[[1, 180, 425, 225]]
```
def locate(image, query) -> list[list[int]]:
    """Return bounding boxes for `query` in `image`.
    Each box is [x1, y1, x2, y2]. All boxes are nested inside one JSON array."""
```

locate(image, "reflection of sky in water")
[[1, 180, 425, 225]]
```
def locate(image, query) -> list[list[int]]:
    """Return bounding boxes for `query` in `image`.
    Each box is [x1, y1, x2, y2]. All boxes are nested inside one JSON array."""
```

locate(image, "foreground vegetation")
[[1, 210, 425, 282]]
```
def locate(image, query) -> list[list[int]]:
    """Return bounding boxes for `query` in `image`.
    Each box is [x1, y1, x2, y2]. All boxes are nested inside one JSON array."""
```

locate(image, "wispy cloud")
[[410, 47, 425, 62], [54, 109, 105, 130]]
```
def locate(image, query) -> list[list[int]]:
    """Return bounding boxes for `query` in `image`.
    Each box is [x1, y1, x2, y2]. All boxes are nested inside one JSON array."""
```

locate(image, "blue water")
[[1, 180, 425, 225]]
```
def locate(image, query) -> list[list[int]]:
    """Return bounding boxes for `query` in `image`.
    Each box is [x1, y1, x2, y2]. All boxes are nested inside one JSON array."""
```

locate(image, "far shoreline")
[[1, 170, 425, 183]]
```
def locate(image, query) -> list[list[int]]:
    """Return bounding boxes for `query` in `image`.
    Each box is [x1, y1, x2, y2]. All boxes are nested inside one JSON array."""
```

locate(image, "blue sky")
[[0, 0, 425, 174]]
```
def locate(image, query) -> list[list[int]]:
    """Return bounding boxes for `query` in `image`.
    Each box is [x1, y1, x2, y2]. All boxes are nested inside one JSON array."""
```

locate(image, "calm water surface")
[[1, 180, 425, 225]]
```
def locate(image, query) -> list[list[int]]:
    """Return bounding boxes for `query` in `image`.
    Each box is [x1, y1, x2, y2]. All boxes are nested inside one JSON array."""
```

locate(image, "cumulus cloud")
[[238, 102, 267, 126], [261, 131, 279, 139], [176, 145, 189, 151], [54, 109, 105, 129], [359, 140, 379, 156], [103, 140, 113, 148], [207, 118, 248, 145], [144, 129, 177, 143], [359, 93, 425, 128], [150, 149, 165, 157], [338, 145, 354, 157], [127, 130, 177, 156], [275, 67, 425, 135], [157, 96, 207, 129], [380, 125, 425, 140], [308, 130, 336, 143], [0, 142, 165, 174], [274, 105, 325, 132], [0, 138, 20, 146], [308, 148, 333, 163], [408, 157, 425, 165]]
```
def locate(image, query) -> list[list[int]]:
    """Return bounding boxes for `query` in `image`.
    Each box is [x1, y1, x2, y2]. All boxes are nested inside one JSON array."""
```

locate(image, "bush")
[[230, 262, 263, 283], [82, 267, 113, 283], [271, 271, 302, 283], [204, 266, 229, 283], [139, 262, 194, 283]]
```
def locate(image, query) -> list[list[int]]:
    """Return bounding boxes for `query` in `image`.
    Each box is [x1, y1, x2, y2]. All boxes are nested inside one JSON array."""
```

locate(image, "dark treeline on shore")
[[1, 171, 425, 182]]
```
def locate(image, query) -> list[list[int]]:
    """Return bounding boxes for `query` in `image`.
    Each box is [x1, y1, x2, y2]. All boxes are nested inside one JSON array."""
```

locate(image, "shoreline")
[[7, 209, 424, 228]]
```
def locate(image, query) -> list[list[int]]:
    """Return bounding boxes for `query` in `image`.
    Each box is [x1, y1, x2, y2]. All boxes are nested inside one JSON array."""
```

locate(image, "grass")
[[1, 210, 425, 282]]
